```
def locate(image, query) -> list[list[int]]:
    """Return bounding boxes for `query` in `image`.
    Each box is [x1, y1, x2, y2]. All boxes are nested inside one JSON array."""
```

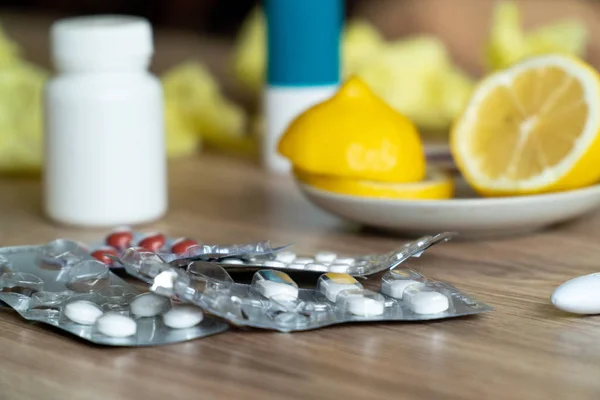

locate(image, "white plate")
[[298, 180, 600, 239]]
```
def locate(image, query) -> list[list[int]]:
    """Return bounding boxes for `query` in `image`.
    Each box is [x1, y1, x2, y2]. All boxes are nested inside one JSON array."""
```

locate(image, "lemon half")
[[451, 54, 600, 196]]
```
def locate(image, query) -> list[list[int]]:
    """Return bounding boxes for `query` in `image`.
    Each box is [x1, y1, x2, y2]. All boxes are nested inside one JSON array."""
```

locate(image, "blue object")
[[265, 0, 343, 86]]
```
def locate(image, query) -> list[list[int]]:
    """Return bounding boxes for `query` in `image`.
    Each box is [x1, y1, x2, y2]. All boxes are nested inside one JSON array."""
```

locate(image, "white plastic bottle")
[[44, 15, 167, 227]]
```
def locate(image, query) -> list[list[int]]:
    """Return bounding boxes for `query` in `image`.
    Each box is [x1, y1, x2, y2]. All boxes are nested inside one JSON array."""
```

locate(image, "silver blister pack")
[[150, 262, 492, 333], [0, 241, 228, 346], [208, 232, 456, 276], [88, 227, 291, 270], [112, 232, 456, 278]]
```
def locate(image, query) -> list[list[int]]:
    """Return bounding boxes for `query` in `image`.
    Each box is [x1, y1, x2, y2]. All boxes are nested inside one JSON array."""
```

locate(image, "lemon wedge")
[[295, 168, 454, 200], [451, 54, 600, 196], [278, 77, 426, 183]]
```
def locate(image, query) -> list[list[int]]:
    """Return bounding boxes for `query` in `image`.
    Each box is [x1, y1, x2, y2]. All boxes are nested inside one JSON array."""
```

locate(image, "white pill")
[[305, 263, 327, 272], [275, 251, 296, 263], [551, 273, 600, 314], [334, 257, 355, 265], [221, 258, 244, 265], [130, 293, 170, 317], [329, 264, 350, 273], [294, 257, 313, 265], [64, 300, 103, 325], [409, 291, 449, 314], [96, 313, 137, 338], [382, 279, 421, 299], [163, 306, 204, 329], [324, 282, 360, 302], [347, 296, 384, 316], [256, 280, 299, 299], [315, 251, 337, 263], [263, 260, 286, 268], [288, 263, 306, 270]]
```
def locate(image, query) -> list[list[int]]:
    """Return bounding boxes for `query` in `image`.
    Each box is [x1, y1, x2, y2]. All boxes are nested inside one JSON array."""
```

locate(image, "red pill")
[[105, 230, 133, 249], [138, 233, 166, 252], [170, 238, 199, 255], [91, 248, 118, 265]]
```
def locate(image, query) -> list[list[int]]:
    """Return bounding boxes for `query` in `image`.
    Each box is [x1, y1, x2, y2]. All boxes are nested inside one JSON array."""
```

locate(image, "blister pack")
[[88, 227, 291, 269], [149, 262, 492, 332], [111, 232, 456, 278], [0, 240, 228, 346]]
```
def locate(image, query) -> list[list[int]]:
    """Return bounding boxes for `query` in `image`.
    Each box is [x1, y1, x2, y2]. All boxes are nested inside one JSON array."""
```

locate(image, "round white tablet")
[[409, 291, 449, 314], [221, 258, 244, 265], [130, 293, 170, 317], [263, 260, 286, 268], [347, 296, 384, 316], [275, 251, 296, 263], [334, 258, 355, 265], [163, 306, 204, 329], [382, 280, 421, 299], [329, 264, 350, 273], [256, 280, 299, 300], [95, 312, 137, 338], [315, 251, 337, 264], [293, 257, 313, 265], [64, 300, 103, 325]]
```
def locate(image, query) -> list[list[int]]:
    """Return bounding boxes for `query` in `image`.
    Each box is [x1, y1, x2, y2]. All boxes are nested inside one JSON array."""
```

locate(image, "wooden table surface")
[[1, 154, 600, 400]]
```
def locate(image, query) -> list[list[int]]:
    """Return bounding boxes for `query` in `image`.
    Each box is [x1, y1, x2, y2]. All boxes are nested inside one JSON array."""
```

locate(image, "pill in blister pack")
[[92, 228, 454, 275], [0, 243, 228, 346], [208, 232, 456, 276], [150, 262, 492, 332]]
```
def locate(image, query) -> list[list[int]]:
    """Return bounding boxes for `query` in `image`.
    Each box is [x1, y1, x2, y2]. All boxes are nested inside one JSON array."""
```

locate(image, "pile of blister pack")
[[0, 229, 492, 346]]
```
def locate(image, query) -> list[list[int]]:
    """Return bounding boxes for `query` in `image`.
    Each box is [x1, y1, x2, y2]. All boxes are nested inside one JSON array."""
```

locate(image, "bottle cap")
[[51, 15, 153, 70], [265, 0, 342, 86]]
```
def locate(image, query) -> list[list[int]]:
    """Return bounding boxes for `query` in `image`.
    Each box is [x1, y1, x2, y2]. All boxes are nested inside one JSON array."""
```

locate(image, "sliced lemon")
[[451, 54, 600, 196], [295, 168, 454, 200]]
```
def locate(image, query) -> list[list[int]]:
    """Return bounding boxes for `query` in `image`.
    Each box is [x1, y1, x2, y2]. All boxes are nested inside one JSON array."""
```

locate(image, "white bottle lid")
[[50, 15, 153, 70]]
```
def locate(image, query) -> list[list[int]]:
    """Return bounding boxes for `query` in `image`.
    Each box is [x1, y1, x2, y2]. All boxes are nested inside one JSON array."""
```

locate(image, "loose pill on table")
[[170, 238, 199, 255], [163, 306, 204, 329], [64, 300, 104, 325], [221, 258, 244, 265], [347, 296, 385, 316], [409, 291, 449, 314], [275, 251, 296, 263], [315, 251, 337, 264], [551, 273, 600, 314], [256, 280, 299, 299], [105, 230, 133, 249], [91, 247, 118, 265], [382, 279, 422, 299], [95, 312, 137, 338], [130, 292, 171, 317], [138, 233, 166, 252], [294, 257, 313, 265]]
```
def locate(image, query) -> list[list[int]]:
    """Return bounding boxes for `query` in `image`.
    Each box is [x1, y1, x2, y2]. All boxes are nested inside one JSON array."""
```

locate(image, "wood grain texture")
[[1, 154, 600, 400]]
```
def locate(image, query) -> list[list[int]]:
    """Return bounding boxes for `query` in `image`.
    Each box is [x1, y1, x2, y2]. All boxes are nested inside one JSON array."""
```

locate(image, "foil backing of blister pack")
[[0, 243, 228, 346], [150, 262, 492, 333]]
